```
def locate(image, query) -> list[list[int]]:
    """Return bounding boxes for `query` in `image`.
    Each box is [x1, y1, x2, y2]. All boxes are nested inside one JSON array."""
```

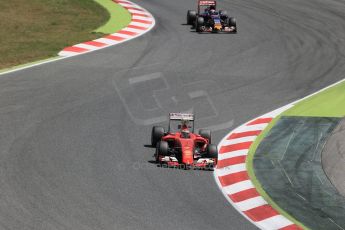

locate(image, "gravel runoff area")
[[322, 118, 345, 197]]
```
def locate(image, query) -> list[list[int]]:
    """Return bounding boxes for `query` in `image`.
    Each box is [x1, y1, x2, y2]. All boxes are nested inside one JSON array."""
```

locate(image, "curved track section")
[[1, 0, 345, 229]]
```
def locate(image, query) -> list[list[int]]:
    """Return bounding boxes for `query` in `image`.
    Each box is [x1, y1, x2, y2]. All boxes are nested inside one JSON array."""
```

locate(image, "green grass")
[[0, 0, 131, 70], [94, 0, 131, 34], [284, 80, 345, 117]]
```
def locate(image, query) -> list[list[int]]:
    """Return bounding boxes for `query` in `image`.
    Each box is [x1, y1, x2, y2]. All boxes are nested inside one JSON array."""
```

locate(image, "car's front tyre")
[[205, 144, 218, 159], [155, 141, 169, 163], [227, 17, 237, 33], [196, 17, 205, 32], [187, 10, 197, 25]]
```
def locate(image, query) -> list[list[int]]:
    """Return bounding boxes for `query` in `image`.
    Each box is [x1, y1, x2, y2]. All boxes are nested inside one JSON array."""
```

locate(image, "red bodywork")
[[161, 132, 208, 165], [154, 113, 217, 169]]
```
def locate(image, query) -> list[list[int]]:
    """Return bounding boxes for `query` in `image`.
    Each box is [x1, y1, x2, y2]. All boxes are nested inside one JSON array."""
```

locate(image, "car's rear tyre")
[[187, 10, 196, 25], [151, 126, 165, 147], [196, 17, 204, 32], [199, 129, 211, 143]]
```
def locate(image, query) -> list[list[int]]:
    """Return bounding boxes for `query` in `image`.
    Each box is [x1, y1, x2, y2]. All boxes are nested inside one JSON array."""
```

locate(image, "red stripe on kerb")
[[247, 117, 273, 126], [83, 41, 106, 47], [127, 25, 148, 30], [218, 171, 249, 187], [114, 0, 132, 4], [228, 130, 262, 140], [117, 30, 138, 36], [280, 224, 304, 230], [219, 141, 253, 154], [105, 35, 126, 41], [244, 205, 279, 222], [131, 13, 150, 17], [229, 188, 260, 202], [125, 6, 145, 11], [217, 155, 246, 168], [63, 46, 88, 53], [132, 19, 153, 24]]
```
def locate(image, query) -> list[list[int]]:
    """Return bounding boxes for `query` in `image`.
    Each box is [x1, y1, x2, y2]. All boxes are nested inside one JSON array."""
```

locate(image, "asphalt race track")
[[1, 0, 345, 229]]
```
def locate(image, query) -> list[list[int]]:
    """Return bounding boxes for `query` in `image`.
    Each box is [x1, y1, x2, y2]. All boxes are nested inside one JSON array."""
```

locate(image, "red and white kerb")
[[214, 105, 303, 230]]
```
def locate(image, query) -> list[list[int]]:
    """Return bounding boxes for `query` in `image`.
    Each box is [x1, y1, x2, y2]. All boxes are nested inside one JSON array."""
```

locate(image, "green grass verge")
[[94, 0, 131, 34], [0, 0, 131, 71], [284, 80, 345, 117], [0, 0, 110, 70]]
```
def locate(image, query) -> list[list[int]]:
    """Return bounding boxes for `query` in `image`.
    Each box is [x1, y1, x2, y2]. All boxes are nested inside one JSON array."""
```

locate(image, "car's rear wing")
[[169, 113, 194, 121], [198, 0, 216, 6], [198, 0, 216, 14]]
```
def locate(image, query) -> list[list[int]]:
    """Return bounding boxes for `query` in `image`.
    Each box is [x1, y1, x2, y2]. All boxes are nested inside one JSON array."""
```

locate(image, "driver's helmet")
[[181, 119, 189, 129], [181, 129, 190, 139], [209, 5, 216, 14]]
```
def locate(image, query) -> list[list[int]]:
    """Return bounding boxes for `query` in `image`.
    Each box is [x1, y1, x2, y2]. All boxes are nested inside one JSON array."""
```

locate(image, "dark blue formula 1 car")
[[187, 0, 237, 33]]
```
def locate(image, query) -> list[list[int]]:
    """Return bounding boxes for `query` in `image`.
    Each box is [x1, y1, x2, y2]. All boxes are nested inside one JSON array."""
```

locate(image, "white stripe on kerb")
[[117, 0, 133, 5], [111, 33, 133, 39], [93, 38, 121, 45], [256, 215, 294, 229], [218, 149, 248, 160], [130, 22, 153, 27], [235, 123, 268, 133], [216, 163, 246, 176], [74, 44, 98, 50], [222, 136, 257, 145], [58, 51, 78, 57], [236, 197, 268, 211], [122, 27, 143, 33], [128, 9, 147, 14], [132, 15, 153, 21], [222, 180, 255, 195], [261, 104, 295, 118]]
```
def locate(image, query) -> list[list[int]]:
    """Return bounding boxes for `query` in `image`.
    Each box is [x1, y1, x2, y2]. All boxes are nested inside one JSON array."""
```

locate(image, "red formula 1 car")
[[151, 113, 218, 170], [187, 0, 237, 33]]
